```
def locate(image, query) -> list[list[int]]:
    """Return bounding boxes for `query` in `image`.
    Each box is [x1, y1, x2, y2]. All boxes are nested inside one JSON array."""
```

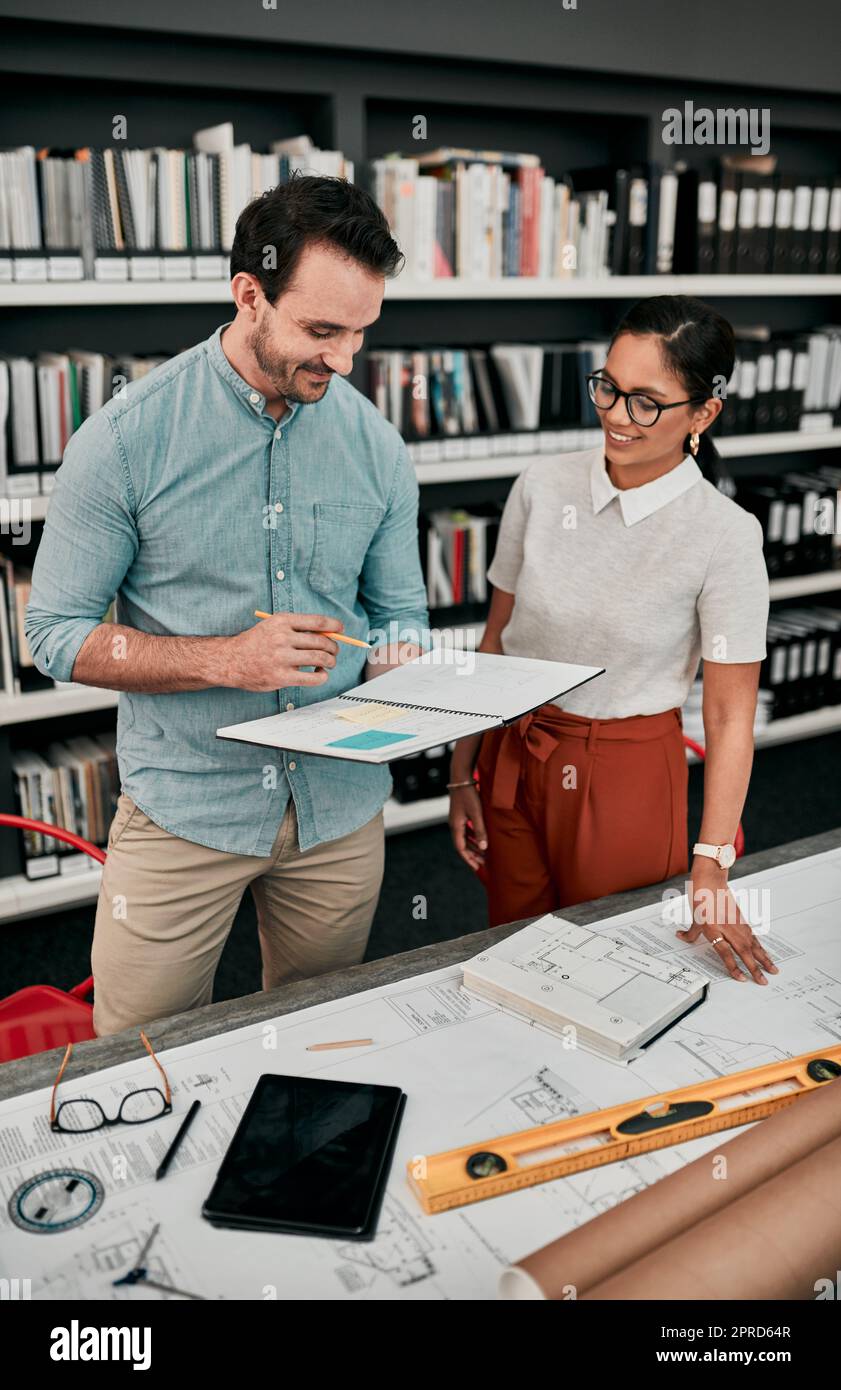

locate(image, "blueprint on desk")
[[0, 846, 838, 1301]]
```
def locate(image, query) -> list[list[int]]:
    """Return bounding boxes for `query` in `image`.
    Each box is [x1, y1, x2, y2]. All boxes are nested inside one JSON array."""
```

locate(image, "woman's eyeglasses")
[[50, 1030, 172, 1134], [587, 374, 706, 427]]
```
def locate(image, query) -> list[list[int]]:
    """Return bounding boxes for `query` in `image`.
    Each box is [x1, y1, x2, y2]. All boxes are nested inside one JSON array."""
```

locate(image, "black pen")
[[155, 1099, 201, 1181]]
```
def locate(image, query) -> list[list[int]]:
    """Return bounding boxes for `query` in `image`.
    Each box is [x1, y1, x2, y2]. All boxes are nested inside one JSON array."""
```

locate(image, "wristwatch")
[[693, 841, 737, 870]]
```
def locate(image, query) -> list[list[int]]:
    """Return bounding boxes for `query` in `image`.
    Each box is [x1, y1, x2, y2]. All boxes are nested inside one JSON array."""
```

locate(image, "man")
[[25, 175, 429, 1037]]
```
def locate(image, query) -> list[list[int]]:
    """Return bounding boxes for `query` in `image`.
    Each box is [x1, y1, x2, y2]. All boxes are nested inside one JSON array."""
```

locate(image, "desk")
[[2, 826, 837, 1103]]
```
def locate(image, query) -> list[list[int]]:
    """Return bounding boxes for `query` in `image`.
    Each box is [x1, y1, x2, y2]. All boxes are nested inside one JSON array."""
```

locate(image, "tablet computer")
[[201, 1073, 406, 1241]]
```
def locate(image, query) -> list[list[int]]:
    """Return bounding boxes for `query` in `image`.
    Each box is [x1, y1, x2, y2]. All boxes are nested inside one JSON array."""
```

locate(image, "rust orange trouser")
[[475, 705, 688, 928]]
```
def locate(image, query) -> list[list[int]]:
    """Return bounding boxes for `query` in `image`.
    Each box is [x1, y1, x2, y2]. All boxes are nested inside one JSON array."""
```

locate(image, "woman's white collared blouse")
[[486, 446, 769, 720]]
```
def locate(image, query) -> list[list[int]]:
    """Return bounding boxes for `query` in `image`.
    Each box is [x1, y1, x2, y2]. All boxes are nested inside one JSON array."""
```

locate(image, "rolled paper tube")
[[582, 1131, 841, 1300], [499, 1074, 841, 1301]]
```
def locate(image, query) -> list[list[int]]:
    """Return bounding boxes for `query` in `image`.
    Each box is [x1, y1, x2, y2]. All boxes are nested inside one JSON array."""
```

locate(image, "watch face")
[[719, 845, 737, 869]]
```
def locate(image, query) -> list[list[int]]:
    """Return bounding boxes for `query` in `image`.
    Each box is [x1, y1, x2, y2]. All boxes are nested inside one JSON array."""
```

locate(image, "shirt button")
[[276, 569, 285, 581], [274, 502, 284, 513], [288, 760, 297, 772], [249, 392, 260, 405], [286, 702, 294, 712], [275, 428, 283, 439]]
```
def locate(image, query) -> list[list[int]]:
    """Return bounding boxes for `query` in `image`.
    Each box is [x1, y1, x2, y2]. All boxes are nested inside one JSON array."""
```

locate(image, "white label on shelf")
[[443, 438, 467, 459], [833, 649, 841, 680], [810, 187, 830, 231], [783, 503, 802, 544], [774, 348, 793, 391], [13, 257, 48, 282], [514, 434, 534, 454], [192, 255, 226, 279], [0, 257, 12, 282], [5, 474, 40, 497], [719, 189, 738, 231], [770, 648, 786, 684], [793, 351, 810, 391], [468, 436, 490, 458], [776, 188, 794, 229], [129, 256, 163, 281], [793, 185, 812, 231], [799, 412, 834, 433], [829, 188, 841, 233], [698, 181, 717, 223], [802, 640, 817, 678], [47, 256, 84, 281], [787, 645, 801, 681], [25, 855, 59, 880], [39, 472, 56, 495], [738, 187, 758, 227], [492, 435, 513, 455], [767, 500, 785, 543], [161, 257, 193, 281], [94, 257, 129, 282], [818, 638, 831, 674], [757, 187, 776, 228], [757, 353, 775, 392]]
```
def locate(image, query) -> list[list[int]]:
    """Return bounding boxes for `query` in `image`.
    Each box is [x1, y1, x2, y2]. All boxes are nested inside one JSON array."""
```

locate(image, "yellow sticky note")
[[336, 702, 406, 727]]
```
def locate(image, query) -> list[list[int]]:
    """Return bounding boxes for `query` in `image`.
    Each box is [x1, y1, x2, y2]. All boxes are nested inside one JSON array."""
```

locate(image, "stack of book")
[[761, 606, 841, 718], [12, 731, 119, 879], [372, 148, 615, 279], [737, 464, 841, 578], [371, 149, 841, 281], [0, 128, 353, 283], [422, 506, 502, 607], [0, 351, 165, 495], [683, 163, 841, 276], [0, 558, 114, 696], [368, 340, 607, 447], [717, 326, 841, 437]]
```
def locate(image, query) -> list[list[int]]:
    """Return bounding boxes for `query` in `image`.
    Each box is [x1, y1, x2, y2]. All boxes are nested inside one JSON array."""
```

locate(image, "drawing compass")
[[112, 1223, 205, 1300]]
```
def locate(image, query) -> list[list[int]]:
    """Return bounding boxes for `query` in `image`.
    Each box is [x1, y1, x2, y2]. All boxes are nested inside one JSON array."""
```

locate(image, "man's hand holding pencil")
[[220, 612, 348, 692]]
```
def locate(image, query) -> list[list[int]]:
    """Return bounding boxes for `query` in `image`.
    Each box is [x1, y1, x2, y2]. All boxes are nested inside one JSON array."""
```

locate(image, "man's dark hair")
[[230, 174, 404, 302]]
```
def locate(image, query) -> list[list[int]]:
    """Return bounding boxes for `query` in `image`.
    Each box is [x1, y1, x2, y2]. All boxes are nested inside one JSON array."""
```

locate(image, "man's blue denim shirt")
[[25, 325, 430, 854]]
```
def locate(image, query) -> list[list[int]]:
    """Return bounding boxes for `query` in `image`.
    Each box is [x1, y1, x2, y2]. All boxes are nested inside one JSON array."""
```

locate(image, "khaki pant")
[[91, 793, 385, 1037]]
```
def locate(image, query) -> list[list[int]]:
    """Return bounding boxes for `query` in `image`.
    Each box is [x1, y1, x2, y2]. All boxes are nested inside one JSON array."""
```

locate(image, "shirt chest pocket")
[[308, 501, 384, 595]]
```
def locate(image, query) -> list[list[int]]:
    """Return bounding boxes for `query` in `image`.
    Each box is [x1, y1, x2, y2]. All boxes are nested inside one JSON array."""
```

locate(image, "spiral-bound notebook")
[[216, 651, 605, 764]]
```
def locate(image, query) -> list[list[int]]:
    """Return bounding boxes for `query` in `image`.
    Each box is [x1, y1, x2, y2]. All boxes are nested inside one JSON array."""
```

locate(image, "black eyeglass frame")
[[51, 1089, 173, 1134], [586, 373, 708, 427], [49, 1030, 173, 1134]]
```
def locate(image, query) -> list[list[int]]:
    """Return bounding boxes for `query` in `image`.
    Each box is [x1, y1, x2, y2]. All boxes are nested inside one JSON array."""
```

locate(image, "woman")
[[449, 296, 778, 985]]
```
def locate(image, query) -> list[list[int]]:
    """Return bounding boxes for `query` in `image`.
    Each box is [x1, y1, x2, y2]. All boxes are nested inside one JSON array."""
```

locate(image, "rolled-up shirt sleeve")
[[25, 409, 138, 683], [360, 437, 429, 648], [487, 468, 528, 593], [698, 512, 769, 664]]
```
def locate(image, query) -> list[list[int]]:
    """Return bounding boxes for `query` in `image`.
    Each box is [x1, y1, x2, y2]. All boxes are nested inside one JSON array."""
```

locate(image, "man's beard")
[[251, 316, 333, 404]]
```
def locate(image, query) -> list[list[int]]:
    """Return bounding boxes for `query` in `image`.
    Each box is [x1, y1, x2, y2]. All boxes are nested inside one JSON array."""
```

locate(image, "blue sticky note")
[[328, 729, 417, 751]]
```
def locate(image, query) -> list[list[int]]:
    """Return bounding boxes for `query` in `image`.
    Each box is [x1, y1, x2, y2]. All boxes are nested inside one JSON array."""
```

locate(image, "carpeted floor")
[[2, 733, 839, 1005]]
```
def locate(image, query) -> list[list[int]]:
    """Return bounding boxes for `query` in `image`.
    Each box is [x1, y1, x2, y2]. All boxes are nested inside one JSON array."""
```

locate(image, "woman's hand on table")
[[677, 859, 779, 984]]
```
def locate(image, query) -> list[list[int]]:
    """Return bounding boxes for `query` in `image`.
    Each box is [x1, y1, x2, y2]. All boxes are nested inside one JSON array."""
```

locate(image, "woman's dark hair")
[[230, 173, 404, 302], [608, 295, 736, 491]]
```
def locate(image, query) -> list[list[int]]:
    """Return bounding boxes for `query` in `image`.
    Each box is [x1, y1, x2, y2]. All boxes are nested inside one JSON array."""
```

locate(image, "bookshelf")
[[3, 275, 841, 307], [0, 9, 839, 888]]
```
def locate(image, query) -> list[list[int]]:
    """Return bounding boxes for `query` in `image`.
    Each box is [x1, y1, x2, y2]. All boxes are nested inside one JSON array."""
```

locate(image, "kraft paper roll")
[[583, 1131, 841, 1300], [499, 1075, 841, 1302]]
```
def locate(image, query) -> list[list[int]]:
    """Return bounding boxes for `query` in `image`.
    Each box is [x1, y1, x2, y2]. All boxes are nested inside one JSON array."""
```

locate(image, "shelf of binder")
[[408, 429, 841, 482], [3, 274, 841, 306]]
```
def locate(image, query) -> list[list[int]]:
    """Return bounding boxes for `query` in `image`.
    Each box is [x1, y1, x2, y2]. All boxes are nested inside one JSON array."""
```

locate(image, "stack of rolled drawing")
[[498, 1076, 841, 1300]]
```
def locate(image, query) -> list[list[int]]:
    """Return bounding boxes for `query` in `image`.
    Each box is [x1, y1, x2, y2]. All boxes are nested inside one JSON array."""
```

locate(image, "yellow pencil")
[[306, 1038, 375, 1052], [254, 611, 371, 648]]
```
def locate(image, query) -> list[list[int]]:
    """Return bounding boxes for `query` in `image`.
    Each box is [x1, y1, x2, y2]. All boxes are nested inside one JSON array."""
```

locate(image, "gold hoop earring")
[[690, 432, 700, 457]]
